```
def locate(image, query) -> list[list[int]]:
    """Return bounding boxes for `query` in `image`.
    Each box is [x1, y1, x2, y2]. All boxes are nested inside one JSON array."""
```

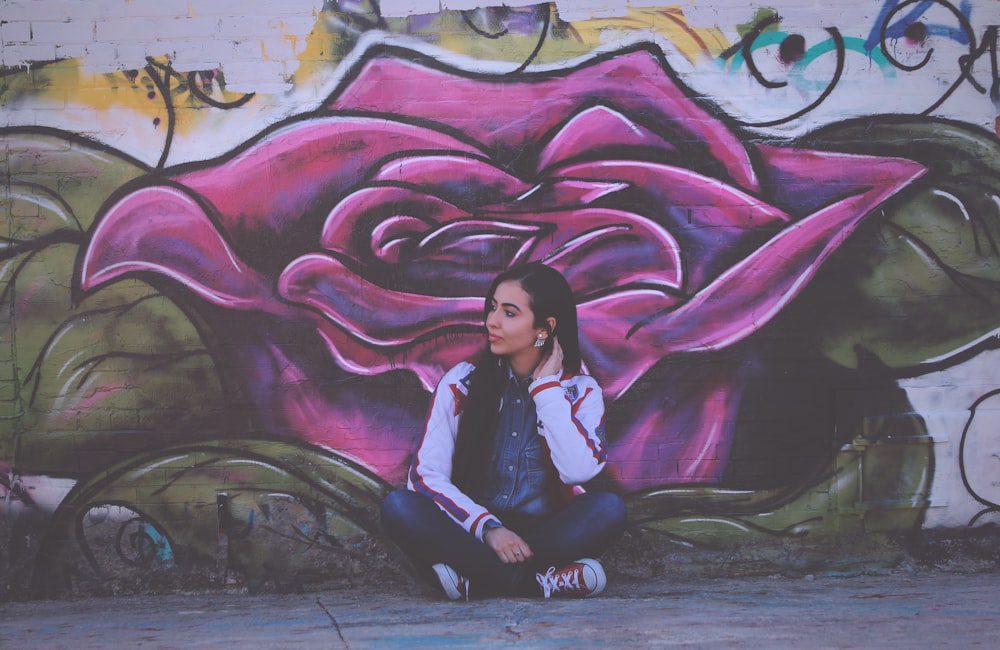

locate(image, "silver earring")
[[534, 335, 545, 348]]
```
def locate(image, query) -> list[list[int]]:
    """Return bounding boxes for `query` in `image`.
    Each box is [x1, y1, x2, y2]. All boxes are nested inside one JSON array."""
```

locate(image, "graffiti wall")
[[2, 0, 1000, 597]]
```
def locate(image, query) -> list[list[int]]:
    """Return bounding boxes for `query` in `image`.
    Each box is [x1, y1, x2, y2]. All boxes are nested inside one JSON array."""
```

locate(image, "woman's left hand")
[[533, 336, 563, 380]]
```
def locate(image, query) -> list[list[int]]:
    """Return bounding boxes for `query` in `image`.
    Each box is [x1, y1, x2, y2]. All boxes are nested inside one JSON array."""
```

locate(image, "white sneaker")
[[432, 563, 470, 601]]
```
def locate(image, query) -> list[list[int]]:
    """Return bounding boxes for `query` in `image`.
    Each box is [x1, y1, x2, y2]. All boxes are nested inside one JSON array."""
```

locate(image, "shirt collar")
[[505, 364, 533, 389]]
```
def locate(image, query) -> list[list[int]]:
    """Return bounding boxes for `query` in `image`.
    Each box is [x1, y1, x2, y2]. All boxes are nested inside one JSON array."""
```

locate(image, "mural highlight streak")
[[2, 1, 1000, 596]]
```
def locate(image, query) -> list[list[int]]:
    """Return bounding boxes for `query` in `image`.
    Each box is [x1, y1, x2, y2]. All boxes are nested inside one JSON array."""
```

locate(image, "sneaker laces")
[[535, 565, 582, 599]]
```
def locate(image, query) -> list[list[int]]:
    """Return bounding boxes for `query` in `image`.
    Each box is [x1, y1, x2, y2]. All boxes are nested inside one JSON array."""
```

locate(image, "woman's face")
[[486, 280, 545, 365]]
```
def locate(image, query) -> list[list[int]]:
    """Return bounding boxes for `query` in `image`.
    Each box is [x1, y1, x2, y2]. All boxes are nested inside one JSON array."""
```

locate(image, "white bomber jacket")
[[407, 361, 608, 541]]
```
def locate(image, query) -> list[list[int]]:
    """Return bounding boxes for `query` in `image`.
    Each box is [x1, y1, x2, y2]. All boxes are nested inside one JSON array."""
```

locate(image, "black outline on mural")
[[719, 0, 998, 128], [960, 387, 1000, 524], [141, 59, 256, 170]]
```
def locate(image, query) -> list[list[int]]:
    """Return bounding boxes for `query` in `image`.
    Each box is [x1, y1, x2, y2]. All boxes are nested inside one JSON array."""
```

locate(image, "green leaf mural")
[[2, 132, 239, 476], [31, 439, 392, 596], [795, 118, 1000, 371]]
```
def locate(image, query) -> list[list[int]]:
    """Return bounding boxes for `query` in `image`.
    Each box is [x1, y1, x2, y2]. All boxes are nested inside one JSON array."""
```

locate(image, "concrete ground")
[[2, 571, 997, 649]]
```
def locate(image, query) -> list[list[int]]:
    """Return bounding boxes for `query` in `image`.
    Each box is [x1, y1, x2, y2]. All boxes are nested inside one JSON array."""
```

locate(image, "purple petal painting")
[[80, 46, 926, 490]]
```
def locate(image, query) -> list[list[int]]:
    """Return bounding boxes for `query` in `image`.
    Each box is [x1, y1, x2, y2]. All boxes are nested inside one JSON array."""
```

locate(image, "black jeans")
[[380, 488, 627, 597]]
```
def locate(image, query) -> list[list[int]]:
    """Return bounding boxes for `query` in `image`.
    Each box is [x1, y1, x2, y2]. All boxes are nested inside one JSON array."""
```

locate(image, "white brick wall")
[[1, 0, 324, 90], [1, 0, 996, 111], [121, 0, 192, 18], [152, 17, 221, 41], [0, 20, 34, 44], [0, 0, 995, 162], [2, 0, 73, 22], [23, 19, 94, 45], [380, 0, 630, 18], [93, 20, 161, 43], [2, 42, 58, 65]]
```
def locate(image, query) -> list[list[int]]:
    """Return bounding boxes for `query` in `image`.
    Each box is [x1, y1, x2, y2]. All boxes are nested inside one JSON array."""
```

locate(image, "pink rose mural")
[[78, 45, 927, 490]]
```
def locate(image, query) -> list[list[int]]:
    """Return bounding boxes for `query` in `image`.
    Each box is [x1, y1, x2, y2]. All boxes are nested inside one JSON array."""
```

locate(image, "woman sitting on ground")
[[381, 262, 627, 600]]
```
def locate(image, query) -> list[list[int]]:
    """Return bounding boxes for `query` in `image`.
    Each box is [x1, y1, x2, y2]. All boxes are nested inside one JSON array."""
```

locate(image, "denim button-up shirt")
[[480, 372, 551, 516]]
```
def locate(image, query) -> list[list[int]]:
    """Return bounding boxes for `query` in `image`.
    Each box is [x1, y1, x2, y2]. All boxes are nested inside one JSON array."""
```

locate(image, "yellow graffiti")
[[0, 2, 733, 158], [294, 4, 729, 96], [1, 57, 249, 129], [2, 3, 728, 118], [565, 6, 730, 63]]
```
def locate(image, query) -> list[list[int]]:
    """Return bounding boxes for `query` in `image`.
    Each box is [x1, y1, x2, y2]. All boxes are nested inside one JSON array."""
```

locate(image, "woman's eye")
[[505, 310, 516, 317]]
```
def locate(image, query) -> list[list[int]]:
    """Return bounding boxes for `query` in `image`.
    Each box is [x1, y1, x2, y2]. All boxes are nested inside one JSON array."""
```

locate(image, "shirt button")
[[508, 465, 514, 471], [516, 399, 521, 404], [512, 431, 518, 437]]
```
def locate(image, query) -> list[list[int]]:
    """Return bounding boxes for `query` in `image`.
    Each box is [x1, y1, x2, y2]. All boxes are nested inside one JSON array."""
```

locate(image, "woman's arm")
[[530, 373, 608, 485], [406, 363, 502, 540]]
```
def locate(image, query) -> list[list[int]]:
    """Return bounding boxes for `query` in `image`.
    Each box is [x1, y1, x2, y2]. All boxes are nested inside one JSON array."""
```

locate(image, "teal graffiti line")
[[142, 522, 175, 566], [725, 33, 898, 87]]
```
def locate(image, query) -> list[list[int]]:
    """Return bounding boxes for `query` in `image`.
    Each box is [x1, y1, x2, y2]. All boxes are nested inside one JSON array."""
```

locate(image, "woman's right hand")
[[483, 526, 534, 564]]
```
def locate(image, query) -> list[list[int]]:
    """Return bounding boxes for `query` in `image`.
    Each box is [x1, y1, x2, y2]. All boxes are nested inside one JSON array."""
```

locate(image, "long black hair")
[[451, 263, 581, 496]]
